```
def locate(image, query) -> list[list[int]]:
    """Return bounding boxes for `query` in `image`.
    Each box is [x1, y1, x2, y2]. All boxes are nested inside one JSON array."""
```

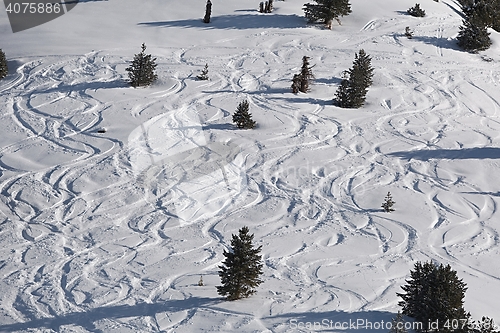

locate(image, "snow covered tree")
[[405, 26, 414, 39], [203, 0, 212, 24], [303, 0, 351, 27], [291, 74, 301, 94], [472, 317, 499, 333], [217, 226, 264, 301], [197, 63, 209, 80], [457, 0, 496, 51], [407, 4, 426, 17], [0, 49, 8, 80], [458, 0, 500, 31], [334, 49, 373, 108], [389, 311, 408, 333], [457, 18, 491, 52], [397, 261, 470, 333], [333, 71, 350, 107], [126, 43, 158, 88], [381, 192, 395, 213], [232, 100, 256, 129], [291, 56, 314, 93]]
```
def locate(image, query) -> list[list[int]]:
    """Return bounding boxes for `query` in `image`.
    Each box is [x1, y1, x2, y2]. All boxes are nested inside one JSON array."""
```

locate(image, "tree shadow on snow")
[[0, 297, 219, 333], [408, 35, 461, 52], [139, 13, 305, 30], [388, 147, 500, 161]]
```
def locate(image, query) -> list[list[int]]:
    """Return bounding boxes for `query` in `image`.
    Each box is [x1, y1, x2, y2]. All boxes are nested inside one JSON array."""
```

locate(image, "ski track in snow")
[[1, 0, 500, 331]]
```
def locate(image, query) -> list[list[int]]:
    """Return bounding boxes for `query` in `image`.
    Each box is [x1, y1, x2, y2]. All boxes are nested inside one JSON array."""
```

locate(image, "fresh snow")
[[0, 0, 499, 332]]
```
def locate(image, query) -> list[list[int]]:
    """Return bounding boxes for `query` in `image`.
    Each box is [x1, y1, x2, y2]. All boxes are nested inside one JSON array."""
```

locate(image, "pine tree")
[[407, 4, 426, 17], [203, 0, 212, 24], [457, 0, 494, 51], [303, 0, 351, 27], [217, 226, 264, 301], [197, 63, 209, 80], [126, 43, 158, 88], [457, 18, 492, 52], [291, 74, 301, 94], [397, 261, 469, 333], [381, 192, 395, 212], [259, 1, 264, 13], [232, 100, 256, 129], [0, 49, 8, 80], [299, 56, 314, 93], [333, 71, 350, 107], [458, 0, 500, 30], [334, 49, 374, 108], [389, 312, 408, 333], [405, 26, 414, 39]]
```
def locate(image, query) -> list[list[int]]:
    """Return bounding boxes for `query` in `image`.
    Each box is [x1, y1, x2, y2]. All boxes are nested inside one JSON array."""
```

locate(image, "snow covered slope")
[[0, 0, 499, 331]]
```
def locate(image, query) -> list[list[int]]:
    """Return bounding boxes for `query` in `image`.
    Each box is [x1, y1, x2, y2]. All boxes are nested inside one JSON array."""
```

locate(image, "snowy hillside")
[[0, 0, 499, 331]]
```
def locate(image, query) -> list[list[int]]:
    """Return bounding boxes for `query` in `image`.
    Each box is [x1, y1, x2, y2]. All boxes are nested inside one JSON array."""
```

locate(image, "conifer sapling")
[[197, 63, 209, 80], [381, 192, 395, 212], [0, 49, 8, 80], [203, 0, 212, 23], [233, 100, 256, 129], [126, 43, 158, 88], [217, 226, 264, 301]]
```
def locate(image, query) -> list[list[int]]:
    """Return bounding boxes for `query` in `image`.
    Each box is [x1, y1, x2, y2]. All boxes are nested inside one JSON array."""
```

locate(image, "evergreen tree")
[[407, 4, 426, 17], [381, 192, 395, 213], [203, 0, 212, 24], [299, 56, 314, 93], [458, 0, 500, 30], [389, 311, 408, 333], [457, 18, 491, 52], [333, 71, 350, 107], [259, 1, 264, 13], [472, 317, 499, 333], [217, 226, 264, 301], [303, 0, 351, 27], [334, 49, 373, 108], [397, 261, 469, 333], [126, 43, 158, 88], [291, 74, 301, 94], [197, 63, 209, 80], [405, 26, 414, 39], [0, 49, 8, 80], [457, 0, 495, 51], [232, 100, 256, 129]]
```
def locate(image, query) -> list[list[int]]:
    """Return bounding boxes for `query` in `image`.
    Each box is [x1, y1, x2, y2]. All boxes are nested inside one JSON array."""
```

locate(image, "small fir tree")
[[457, 18, 492, 52], [233, 100, 256, 129], [389, 311, 408, 333], [381, 192, 395, 212], [0, 49, 8, 80], [203, 0, 212, 23], [126, 43, 158, 88], [291, 74, 301, 94], [473, 317, 499, 333], [259, 1, 264, 13], [334, 49, 374, 108], [217, 226, 264, 301], [197, 63, 209, 80], [333, 71, 351, 107], [407, 4, 426, 17], [299, 56, 314, 93], [397, 261, 470, 333], [405, 26, 413, 38], [303, 0, 351, 26]]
